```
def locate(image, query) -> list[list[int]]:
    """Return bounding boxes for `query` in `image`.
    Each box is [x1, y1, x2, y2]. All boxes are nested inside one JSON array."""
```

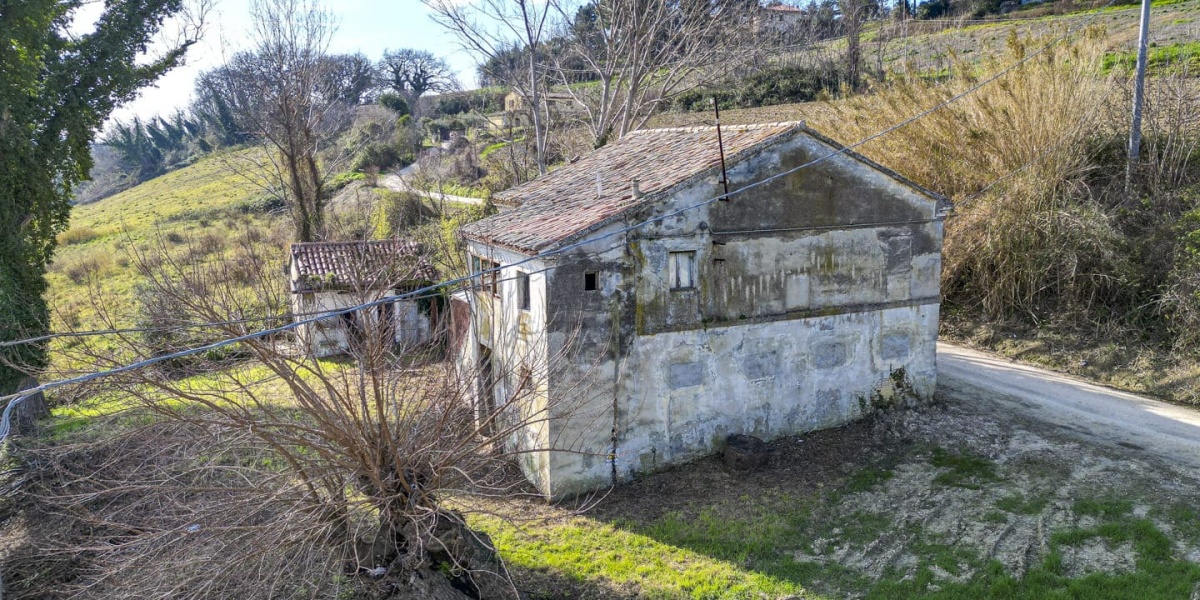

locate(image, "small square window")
[[584, 271, 598, 291], [517, 271, 530, 310], [668, 251, 696, 290]]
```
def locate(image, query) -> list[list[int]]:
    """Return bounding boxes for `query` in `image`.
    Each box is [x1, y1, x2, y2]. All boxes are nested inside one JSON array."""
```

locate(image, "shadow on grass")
[[489, 413, 1200, 600]]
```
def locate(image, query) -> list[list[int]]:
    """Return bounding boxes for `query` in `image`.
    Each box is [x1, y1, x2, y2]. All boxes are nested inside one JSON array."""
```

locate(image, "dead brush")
[[20, 231, 608, 599], [7, 419, 349, 600], [809, 31, 1130, 320], [58, 248, 114, 285]]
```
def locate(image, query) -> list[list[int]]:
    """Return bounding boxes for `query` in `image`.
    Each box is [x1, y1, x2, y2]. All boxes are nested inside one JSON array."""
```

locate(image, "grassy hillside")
[[44, 149, 290, 371], [855, 0, 1200, 75], [653, 0, 1200, 126]]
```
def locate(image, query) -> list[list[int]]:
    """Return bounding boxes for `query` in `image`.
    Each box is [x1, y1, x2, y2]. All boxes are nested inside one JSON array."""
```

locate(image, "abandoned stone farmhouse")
[[289, 240, 439, 357], [455, 122, 952, 499]]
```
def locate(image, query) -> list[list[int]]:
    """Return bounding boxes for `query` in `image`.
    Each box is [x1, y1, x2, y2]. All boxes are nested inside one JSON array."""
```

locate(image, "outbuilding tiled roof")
[[290, 240, 438, 293], [461, 122, 801, 253]]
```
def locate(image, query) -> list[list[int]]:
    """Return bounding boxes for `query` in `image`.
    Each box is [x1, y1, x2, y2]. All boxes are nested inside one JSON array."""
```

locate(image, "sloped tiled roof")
[[290, 240, 438, 293], [461, 122, 801, 253]]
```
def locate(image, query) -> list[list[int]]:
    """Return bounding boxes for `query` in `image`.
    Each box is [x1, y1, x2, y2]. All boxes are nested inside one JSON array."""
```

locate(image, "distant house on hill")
[[454, 121, 951, 499], [758, 3, 805, 33], [499, 91, 581, 129], [289, 240, 439, 358]]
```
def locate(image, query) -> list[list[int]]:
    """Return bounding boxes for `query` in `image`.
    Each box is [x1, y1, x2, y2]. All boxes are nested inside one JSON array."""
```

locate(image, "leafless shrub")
[[1136, 71, 1200, 195], [546, 0, 764, 145], [60, 249, 114, 285], [425, 0, 555, 174], [24, 232, 605, 599]]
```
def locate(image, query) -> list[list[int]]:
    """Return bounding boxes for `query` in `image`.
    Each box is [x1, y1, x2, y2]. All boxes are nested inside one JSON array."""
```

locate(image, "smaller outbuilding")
[[289, 240, 439, 357]]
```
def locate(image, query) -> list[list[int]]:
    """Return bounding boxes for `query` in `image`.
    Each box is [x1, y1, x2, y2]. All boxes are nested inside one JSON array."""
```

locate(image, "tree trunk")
[[527, 54, 547, 175], [363, 507, 518, 600]]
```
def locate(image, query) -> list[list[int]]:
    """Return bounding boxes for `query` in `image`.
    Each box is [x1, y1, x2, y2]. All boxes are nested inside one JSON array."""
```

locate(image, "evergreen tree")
[[0, 0, 196, 392]]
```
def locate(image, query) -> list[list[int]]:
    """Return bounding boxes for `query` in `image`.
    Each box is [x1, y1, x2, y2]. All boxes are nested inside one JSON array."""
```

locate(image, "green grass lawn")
[[1103, 40, 1200, 74], [468, 428, 1200, 600]]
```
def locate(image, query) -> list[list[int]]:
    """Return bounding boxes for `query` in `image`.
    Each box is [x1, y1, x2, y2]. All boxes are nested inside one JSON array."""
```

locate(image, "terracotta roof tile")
[[290, 239, 438, 292], [461, 122, 801, 253]]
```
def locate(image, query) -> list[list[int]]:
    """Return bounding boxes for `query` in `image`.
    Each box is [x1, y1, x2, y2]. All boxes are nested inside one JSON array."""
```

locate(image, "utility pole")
[[1126, 0, 1152, 188]]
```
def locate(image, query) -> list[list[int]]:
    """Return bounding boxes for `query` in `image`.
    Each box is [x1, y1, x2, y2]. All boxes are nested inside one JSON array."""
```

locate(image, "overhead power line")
[[0, 6, 1116, 406]]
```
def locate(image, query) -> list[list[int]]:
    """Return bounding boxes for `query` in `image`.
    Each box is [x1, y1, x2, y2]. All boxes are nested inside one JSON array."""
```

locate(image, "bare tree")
[[241, 0, 344, 242], [548, 0, 763, 145], [21, 229, 604, 599], [323, 52, 379, 105], [839, 0, 878, 90], [379, 48, 460, 114], [425, 0, 555, 174]]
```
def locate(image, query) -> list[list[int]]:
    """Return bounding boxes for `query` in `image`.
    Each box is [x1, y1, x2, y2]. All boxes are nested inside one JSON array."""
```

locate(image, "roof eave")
[[460, 232, 544, 256]]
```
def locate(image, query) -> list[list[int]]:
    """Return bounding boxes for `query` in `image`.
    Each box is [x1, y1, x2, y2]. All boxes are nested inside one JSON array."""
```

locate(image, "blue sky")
[[104, 0, 479, 123]]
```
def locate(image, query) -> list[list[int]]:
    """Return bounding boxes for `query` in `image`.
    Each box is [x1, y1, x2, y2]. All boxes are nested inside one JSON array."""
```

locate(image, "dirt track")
[[938, 342, 1200, 471]]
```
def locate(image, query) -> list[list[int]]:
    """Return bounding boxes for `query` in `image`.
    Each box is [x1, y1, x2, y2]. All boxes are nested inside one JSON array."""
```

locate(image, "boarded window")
[[517, 271, 531, 310], [668, 251, 696, 290], [470, 254, 499, 296]]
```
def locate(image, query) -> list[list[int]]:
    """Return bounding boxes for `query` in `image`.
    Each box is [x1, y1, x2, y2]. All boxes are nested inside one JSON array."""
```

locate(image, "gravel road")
[[938, 342, 1200, 471]]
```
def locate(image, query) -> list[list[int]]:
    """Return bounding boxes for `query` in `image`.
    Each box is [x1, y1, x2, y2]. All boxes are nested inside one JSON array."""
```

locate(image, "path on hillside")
[[379, 162, 484, 206], [938, 342, 1200, 471]]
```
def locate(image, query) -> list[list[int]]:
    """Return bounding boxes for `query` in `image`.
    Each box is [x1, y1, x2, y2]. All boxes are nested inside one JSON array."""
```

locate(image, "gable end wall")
[[539, 131, 944, 498]]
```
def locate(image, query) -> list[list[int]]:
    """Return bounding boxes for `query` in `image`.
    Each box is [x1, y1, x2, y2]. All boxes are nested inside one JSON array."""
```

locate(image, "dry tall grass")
[[808, 30, 1196, 323]]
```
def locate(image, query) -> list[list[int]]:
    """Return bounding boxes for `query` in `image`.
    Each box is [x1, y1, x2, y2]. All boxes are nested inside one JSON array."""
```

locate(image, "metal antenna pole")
[[1126, 0, 1152, 188], [713, 97, 730, 201]]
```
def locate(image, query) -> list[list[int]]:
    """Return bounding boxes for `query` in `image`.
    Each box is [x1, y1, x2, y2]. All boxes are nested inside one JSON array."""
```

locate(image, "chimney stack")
[[631, 177, 642, 200]]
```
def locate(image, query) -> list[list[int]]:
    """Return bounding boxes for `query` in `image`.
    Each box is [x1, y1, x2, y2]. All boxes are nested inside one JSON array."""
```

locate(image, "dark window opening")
[[517, 272, 531, 310], [669, 251, 697, 290], [584, 271, 598, 291]]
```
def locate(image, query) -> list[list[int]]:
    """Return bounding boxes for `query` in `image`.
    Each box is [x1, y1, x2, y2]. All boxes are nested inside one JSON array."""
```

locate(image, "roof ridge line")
[[629, 121, 806, 135]]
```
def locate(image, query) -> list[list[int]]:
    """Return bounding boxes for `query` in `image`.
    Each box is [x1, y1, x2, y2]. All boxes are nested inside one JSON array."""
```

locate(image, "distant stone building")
[[499, 91, 581, 128], [289, 240, 439, 358], [758, 3, 805, 34], [455, 122, 951, 498]]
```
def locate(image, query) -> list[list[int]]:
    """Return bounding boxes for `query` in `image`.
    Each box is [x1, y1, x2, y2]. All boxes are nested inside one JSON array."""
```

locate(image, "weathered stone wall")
[[536, 129, 947, 498]]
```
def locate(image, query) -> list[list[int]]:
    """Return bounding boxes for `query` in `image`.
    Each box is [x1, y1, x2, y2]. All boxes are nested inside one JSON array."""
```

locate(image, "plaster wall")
[[460, 241, 554, 494], [290, 289, 430, 358], [545, 302, 938, 494], [466, 128, 949, 498]]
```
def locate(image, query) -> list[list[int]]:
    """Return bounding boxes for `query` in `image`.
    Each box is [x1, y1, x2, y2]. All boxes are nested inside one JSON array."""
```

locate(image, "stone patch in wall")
[[883, 234, 914, 275], [785, 273, 811, 310], [743, 351, 780, 381], [669, 361, 704, 389], [882, 332, 912, 361], [812, 341, 848, 369]]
